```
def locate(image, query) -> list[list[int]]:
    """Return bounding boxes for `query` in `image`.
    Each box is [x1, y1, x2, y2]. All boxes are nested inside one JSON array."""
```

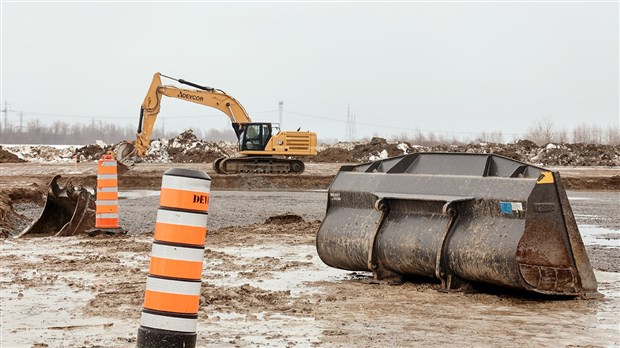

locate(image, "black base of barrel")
[[137, 326, 196, 348]]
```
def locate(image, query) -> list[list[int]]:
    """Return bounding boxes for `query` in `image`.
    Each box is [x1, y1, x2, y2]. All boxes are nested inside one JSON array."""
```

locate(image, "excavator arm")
[[121, 72, 253, 159]]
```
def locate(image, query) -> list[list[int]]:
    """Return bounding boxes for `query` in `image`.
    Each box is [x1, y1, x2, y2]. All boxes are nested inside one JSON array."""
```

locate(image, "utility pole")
[[2, 101, 8, 131], [278, 100, 284, 130], [1, 101, 11, 144], [345, 104, 350, 140]]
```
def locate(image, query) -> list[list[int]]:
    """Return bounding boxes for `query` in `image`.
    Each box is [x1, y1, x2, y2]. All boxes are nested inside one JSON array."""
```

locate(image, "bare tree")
[[390, 131, 409, 142], [475, 131, 504, 144], [525, 116, 557, 145], [556, 127, 568, 144], [201, 127, 238, 142], [409, 129, 426, 145], [572, 123, 616, 144], [572, 124, 587, 143], [606, 126, 620, 145]]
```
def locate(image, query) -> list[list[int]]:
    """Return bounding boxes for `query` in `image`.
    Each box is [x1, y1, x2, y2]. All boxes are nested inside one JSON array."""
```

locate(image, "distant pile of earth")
[[1, 129, 619, 166]]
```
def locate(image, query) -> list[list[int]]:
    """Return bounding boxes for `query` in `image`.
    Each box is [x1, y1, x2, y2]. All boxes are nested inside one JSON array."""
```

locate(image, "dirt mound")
[[0, 147, 26, 163], [3, 131, 619, 167], [141, 130, 234, 163], [308, 138, 620, 167], [2, 145, 79, 163], [168, 146, 222, 163], [350, 137, 406, 161], [309, 137, 410, 163], [516, 139, 539, 149], [264, 213, 305, 225], [536, 143, 619, 166], [308, 147, 355, 163], [73, 144, 108, 161]]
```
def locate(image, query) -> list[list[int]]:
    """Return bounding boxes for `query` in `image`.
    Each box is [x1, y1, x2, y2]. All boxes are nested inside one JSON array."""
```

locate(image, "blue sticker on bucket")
[[499, 202, 513, 214]]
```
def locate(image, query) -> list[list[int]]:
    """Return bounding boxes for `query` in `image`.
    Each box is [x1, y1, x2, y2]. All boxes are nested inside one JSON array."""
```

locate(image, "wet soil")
[[1, 190, 618, 347], [0, 163, 618, 232], [0, 163, 619, 347]]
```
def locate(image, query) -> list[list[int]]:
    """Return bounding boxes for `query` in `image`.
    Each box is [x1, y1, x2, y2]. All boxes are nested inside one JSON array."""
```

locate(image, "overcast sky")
[[1, 1, 618, 142]]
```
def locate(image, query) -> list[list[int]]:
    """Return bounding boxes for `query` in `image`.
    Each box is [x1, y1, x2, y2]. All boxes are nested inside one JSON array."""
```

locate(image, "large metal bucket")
[[316, 153, 599, 298], [15, 175, 96, 237]]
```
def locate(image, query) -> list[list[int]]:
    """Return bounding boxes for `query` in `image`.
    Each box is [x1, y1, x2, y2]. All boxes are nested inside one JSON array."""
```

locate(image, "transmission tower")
[[345, 104, 357, 141], [351, 112, 356, 140]]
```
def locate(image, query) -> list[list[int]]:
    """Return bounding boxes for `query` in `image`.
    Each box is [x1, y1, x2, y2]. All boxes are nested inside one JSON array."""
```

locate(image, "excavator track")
[[214, 156, 305, 175], [212, 157, 226, 174]]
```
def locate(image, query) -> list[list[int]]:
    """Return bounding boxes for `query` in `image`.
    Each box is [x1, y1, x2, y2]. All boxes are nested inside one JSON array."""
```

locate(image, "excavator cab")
[[239, 123, 272, 151]]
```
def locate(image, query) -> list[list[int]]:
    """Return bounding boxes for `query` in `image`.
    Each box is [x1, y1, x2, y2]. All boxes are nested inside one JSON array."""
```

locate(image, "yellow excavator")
[[117, 73, 317, 174]]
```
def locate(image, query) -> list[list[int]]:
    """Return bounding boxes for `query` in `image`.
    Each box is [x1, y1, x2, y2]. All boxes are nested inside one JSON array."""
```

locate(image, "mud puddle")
[[205, 311, 322, 347], [1, 237, 138, 347], [1, 283, 133, 347], [208, 244, 351, 296], [118, 190, 160, 200], [580, 226, 620, 247]]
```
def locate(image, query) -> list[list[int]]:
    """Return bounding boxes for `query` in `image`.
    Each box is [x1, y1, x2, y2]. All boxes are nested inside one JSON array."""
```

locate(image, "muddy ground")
[[0, 163, 619, 347], [0, 162, 618, 233]]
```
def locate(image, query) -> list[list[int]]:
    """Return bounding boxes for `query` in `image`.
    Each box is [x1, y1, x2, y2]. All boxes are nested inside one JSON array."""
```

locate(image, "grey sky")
[[2, 1, 618, 142]]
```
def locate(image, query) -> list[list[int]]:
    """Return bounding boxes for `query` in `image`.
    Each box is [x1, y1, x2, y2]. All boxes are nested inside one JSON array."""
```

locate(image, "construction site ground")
[[1, 162, 619, 347]]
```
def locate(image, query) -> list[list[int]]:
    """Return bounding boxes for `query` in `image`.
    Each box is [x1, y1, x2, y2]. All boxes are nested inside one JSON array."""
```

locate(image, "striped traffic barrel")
[[95, 153, 121, 230], [137, 168, 211, 348]]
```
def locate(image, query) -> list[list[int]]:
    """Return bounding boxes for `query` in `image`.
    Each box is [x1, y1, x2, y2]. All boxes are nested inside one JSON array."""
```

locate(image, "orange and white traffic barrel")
[[137, 168, 211, 348], [88, 152, 125, 235]]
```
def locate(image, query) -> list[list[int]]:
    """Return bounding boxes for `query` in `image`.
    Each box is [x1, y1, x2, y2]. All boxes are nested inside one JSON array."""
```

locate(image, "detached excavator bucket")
[[16, 175, 96, 238], [316, 153, 599, 298]]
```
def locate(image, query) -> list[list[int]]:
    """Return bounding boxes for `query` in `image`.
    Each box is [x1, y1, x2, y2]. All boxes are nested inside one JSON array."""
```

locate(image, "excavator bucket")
[[16, 175, 96, 238], [316, 153, 600, 298], [115, 141, 136, 164], [113, 142, 135, 174]]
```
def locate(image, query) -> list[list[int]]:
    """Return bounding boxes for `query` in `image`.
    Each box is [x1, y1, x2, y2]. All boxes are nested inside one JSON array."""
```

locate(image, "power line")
[[11, 109, 279, 120], [6, 106, 525, 137], [286, 109, 525, 137], [17, 111, 134, 119]]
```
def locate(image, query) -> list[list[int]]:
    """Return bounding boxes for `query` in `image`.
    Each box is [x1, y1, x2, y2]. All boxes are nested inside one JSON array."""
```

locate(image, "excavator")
[[117, 73, 317, 174]]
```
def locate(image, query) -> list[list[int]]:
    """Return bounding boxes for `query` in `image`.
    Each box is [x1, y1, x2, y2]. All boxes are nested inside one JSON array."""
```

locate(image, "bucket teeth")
[[16, 175, 96, 237], [316, 153, 599, 298]]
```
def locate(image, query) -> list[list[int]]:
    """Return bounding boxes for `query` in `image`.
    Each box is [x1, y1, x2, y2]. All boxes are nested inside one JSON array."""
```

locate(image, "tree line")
[[0, 119, 237, 145], [387, 118, 619, 146], [0, 117, 617, 146]]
